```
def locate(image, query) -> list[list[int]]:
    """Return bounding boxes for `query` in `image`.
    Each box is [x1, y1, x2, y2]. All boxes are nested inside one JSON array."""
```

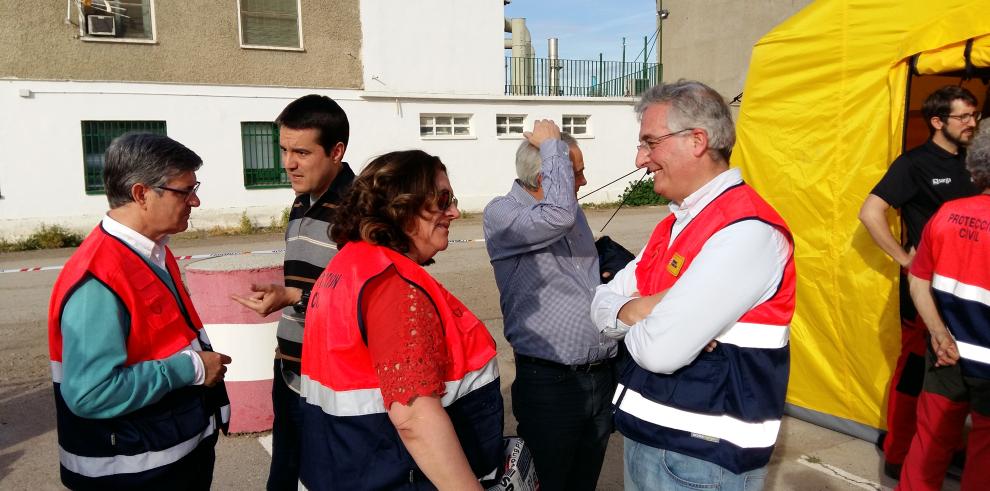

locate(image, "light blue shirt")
[[483, 140, 616, 365]]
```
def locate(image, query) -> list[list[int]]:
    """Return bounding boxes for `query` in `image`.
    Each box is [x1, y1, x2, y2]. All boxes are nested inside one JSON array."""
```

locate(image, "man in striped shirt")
[[231, 95, 355, 490]]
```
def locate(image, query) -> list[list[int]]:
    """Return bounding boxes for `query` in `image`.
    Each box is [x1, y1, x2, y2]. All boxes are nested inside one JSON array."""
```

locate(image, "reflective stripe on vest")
[[933, 274, 990, 308], [716, 322, 789, 349], [957, 342, 990, 364], [613, 383, 780, 449], [50, 338, 204, 384], [59, 415, 216, 478], [301, 357, 499, 417], [932, 273, 990, 368]]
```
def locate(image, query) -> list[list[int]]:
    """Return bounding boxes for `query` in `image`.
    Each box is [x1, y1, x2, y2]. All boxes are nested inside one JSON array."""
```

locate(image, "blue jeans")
[[623, 438, 767, 491], [511, 355, 616, 491], [267, 360, 302, 491]]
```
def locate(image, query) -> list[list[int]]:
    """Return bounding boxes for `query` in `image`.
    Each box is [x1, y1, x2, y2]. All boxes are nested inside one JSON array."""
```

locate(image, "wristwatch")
[[293, 289, 311, 313]]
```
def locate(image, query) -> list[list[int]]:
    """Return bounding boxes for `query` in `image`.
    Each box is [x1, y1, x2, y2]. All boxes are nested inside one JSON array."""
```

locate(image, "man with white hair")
[[483, 119, 616, 491], [591, 81, 795, 490]]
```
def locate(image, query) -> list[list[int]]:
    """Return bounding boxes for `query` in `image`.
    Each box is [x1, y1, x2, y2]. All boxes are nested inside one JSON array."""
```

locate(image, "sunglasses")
[[436, 189, 458, 211]]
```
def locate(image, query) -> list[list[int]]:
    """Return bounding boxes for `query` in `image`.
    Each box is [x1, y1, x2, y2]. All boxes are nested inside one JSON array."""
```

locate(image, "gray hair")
[[103, 133, 203, 208], [634, 80, 735, 162], [515, 132, 579, 190], [967, 125, 990, 190]]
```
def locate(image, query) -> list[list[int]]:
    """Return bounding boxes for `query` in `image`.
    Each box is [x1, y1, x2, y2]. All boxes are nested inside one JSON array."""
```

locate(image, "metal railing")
[[505, 56, 661, 97]]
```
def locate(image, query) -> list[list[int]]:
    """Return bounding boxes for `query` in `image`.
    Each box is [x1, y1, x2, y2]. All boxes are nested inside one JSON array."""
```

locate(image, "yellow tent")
[[734, 0, 990, 438]]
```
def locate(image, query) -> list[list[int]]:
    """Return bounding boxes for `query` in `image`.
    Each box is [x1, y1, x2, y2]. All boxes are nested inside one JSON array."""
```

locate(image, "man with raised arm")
[[484, 120, 616, 491]]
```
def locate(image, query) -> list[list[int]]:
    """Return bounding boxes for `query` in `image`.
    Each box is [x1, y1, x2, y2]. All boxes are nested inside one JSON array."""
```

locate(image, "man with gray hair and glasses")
[[590, 80, 796, 490], [483, 119, 616, 491], [48, 133, 231, 489], [899, 123, 990, 489]]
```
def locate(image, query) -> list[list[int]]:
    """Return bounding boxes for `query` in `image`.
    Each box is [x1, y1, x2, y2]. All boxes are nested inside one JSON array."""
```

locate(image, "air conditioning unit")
[[624, 78, 651, 97], [87, 15, 116, 36]]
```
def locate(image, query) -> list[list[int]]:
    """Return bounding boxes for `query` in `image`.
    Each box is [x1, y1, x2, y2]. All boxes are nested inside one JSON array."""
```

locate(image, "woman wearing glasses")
[[297, 150, 504, 490]]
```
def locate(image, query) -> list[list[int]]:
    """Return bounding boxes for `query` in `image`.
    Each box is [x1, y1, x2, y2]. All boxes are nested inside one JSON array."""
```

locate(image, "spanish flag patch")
[[666, 253, 684, 276]]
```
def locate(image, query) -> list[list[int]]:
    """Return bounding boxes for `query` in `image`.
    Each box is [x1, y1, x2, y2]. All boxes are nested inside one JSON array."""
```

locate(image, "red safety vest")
[[47, 224, 227, 488], [302, 240, 497, 392], [50, 226, 203, 365], [635, 183, 796, 325], [299, 240, 503, 490], [919, 194, 990, 379], [614, 182, 796, 474]]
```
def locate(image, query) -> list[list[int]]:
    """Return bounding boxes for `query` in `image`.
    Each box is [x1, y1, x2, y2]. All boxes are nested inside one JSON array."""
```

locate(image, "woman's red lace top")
[[361, 266, 450, 408]]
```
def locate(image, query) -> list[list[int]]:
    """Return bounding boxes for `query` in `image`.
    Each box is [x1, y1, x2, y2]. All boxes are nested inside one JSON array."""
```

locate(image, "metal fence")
[[505, 57, 660, 97]]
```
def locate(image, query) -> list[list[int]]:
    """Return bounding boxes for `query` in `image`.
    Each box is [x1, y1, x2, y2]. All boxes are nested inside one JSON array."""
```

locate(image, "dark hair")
[[331, 150, 447, 255], [922, 85, 978, 132], [276, 94, 349, 155], [103, 133, 202, 209]]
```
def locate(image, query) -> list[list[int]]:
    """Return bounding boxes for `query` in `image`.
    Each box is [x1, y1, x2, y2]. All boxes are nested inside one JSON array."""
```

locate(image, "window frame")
[[241, 122, 291, 189], [495, 114, 527, 139], [81, 120, 168, 195], [77, 0, 158, 44], [419, 113, 476, 140], [236, 0, 305, 52], [562, 114, 593, 138]]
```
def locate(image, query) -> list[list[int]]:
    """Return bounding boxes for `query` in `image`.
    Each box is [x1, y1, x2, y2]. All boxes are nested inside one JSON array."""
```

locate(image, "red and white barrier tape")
[[0, 239, 485, 274]]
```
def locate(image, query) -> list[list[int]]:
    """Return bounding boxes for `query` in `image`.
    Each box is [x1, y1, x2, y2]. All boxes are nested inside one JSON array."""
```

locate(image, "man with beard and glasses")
[[859, 84, 981, 480]]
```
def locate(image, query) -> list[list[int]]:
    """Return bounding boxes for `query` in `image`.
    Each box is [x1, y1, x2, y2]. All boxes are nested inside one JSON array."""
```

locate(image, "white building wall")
[[1, 80, 641, 239], [359, 0, 505, 96]]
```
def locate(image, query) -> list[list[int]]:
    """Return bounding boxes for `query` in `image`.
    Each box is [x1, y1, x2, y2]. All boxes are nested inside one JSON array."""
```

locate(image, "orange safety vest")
[[48, 224, 229, 488], [299, 240, 503, 490]]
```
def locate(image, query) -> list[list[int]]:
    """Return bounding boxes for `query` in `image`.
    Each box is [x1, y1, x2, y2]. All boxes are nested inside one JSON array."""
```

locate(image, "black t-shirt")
[[870, 139, 977, 249]]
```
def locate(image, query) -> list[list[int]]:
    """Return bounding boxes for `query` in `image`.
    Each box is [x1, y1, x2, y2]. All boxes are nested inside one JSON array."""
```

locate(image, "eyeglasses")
[[636, 128, 693, 152], [435, 189, 458, 211], [944, 112, 982, 124], [157, 181, 201, 203]]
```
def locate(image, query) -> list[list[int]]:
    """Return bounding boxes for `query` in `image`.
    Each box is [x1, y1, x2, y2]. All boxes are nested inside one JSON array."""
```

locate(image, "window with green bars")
[[81, 121, 167, 194], [242, 122, 289, 188]]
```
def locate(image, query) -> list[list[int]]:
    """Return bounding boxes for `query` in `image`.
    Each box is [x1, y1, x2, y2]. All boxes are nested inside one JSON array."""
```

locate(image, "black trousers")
[[511, 355, 616, 491], [267, 360, 303, 491]]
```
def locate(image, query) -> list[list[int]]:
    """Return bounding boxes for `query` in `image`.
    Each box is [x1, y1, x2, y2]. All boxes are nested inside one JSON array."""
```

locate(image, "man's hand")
[[523, 119, 561, 148], [903, 246, 917, 269], [618, 290, 667, 326], [230, 284, 301, 316], [930, 328, 959, 367], [198, 351, 232, 387]]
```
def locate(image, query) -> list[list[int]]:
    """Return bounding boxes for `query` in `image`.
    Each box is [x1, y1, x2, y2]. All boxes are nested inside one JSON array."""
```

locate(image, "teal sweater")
[[59, 259, 197, 419]]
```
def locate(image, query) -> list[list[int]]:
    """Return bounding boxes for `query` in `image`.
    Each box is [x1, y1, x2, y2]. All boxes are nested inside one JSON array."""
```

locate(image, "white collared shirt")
[[102, 214, 169, 270], [590, 168, 790, 374], [101, 214, 206, 384]]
